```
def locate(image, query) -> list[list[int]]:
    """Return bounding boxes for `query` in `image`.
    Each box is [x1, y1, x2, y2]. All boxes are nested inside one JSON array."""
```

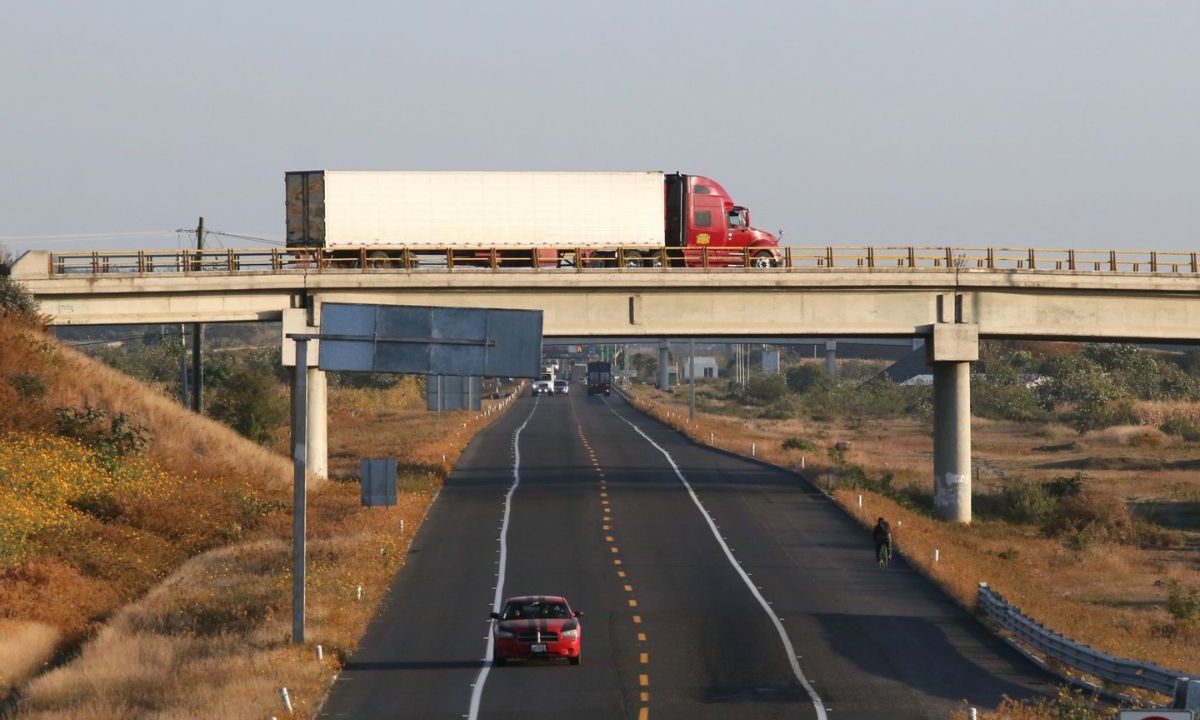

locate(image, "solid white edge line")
[[604, 398, 829, 720], [466, 398, 538, 720]]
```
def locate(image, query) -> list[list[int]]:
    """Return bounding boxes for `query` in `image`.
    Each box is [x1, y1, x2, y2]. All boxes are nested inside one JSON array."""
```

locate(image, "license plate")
[[531, 643, 547, 653]]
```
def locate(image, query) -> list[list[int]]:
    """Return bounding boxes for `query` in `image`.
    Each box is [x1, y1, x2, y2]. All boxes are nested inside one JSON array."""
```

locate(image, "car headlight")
[[495, 623, 515, 639], [560, 620, 579, 639]]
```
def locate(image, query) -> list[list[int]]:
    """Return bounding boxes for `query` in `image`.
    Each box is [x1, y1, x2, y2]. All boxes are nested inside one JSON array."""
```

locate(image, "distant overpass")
[[13, 245, 1200, 524]]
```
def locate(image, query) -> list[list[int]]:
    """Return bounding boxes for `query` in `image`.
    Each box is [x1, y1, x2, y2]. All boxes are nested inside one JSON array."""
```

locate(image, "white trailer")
[[286, 170, 665, 250]]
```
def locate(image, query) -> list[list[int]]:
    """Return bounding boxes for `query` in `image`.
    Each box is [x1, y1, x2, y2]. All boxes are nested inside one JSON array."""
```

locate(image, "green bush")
[[1045, 491, 1135, 547], [0, 243, 39, 319], [741, 374, 789, 406], [1160, 416, 1200, 442], [781, 437, 813, 451], [7, 371, 47, 400], [1167, 581, 1200, 625], [999, 478, 1058, 525], [208, 366, 288, 445], [785, 364, 832, 394], [54, 406, 151, 470]]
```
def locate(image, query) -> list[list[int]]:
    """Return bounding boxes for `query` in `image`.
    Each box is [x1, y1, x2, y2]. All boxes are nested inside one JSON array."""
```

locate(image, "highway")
[[318, 389, 1055, 720]]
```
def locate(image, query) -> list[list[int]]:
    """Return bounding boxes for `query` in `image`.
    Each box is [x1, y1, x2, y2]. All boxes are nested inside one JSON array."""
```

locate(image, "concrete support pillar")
[[658, 342, 671, 391], [933, 361, 971, 522], [306, 367, 328, 480], [825, 340, 837, 378], [930, 318, 979, 524]]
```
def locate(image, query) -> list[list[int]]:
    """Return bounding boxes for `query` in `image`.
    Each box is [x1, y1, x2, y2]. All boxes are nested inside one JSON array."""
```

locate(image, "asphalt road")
[[318, 389, 1056, 720]]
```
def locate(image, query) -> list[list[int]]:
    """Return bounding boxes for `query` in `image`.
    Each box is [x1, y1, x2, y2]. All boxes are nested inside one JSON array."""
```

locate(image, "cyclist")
[[872, 517, 893, 567]]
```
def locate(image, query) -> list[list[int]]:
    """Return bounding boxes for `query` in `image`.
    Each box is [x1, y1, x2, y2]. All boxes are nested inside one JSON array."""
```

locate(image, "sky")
[[2, 1, 1198, 258]]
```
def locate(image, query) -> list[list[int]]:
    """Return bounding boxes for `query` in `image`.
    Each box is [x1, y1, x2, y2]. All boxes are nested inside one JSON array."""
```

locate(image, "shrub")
[[1160, 416, 1200, 442], [785, 364, 832, 394], [1045, 472, 1086, 499], [781, 437, 813, 451], [1000, 478, 1058, 525], [208, 366, 288, 445], [0, 261, 39, 321], [1045, 491, 1135, 547], [54, 406, 151, 471], [7, 371, 47, 400], [741, 374, 789, 406], [1166, 581, 1200, 625]]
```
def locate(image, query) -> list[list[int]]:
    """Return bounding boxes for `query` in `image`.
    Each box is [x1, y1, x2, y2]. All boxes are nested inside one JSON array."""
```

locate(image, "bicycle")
[[876, 540, 893, 568]]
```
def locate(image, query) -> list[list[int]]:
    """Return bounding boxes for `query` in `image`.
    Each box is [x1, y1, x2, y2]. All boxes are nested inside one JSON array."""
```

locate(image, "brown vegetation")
[[1, 314, 516, 716]]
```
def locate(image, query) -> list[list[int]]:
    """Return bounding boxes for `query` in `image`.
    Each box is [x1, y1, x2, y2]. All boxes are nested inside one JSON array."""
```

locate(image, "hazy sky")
[[2, 1, 1197, 257]]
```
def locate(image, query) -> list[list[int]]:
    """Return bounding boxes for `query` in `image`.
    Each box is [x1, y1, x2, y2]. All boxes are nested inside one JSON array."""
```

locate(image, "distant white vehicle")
[[554, 379, 569, 395], [532, 372, 554, 396]]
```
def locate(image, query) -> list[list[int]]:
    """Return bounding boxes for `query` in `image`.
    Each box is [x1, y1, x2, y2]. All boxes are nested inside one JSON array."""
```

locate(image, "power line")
[[206, 230, 285, 246]]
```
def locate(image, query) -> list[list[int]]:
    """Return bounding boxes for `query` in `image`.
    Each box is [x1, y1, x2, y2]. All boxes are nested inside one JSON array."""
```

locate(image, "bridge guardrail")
[[978, 583, 1191, 698], [40, 245, 1200, 276]]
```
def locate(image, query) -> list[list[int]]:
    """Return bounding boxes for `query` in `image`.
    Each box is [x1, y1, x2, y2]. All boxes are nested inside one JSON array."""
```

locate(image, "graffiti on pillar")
[[934, 473, 968, 508]]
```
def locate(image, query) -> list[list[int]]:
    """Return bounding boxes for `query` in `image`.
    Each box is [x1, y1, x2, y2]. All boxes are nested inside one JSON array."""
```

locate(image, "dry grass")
[[623, 384, 1200, 685], [0, 622, 59, 695], [1, 314, 520, 715], [4, 358, 518, 718]]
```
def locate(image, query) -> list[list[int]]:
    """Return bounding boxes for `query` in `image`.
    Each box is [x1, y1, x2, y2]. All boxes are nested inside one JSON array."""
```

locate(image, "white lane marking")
[[466, 399, 537, 720], [604, 399, 828, 720]]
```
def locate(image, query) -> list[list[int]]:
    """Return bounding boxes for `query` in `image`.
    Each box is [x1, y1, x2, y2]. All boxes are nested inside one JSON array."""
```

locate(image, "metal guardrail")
[[39, 245, 1200, 276], [978, 583, 1191, 697]]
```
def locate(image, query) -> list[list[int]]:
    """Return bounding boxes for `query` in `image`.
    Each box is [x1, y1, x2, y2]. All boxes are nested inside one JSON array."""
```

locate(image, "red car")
[[489, 595, 582, 666]]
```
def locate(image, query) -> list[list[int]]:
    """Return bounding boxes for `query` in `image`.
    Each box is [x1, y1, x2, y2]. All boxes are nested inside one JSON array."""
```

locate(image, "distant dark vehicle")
[[587, 361, 611, 396]]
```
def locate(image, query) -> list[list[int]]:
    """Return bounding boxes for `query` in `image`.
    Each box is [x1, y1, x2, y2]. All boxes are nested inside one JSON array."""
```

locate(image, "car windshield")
[[555, 381, 566, 387], [501, 600, 572, 620]]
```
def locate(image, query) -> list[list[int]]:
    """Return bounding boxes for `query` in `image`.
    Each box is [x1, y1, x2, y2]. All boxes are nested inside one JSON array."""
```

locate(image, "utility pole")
[[191, 217, 205, 414]]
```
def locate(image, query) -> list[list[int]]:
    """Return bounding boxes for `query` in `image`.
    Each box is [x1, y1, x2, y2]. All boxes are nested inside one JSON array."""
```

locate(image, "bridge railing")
[[977, 583, 1189, 697], [41, 246, 1200, 276]]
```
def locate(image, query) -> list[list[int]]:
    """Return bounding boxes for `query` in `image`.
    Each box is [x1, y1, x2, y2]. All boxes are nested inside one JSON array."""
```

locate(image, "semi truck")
[[285, 170, 780, 268], [587, 361, 612, 396]]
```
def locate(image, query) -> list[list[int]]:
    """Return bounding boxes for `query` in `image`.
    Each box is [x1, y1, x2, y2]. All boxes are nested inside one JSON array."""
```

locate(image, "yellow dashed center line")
[[583, 426, 647, 720]]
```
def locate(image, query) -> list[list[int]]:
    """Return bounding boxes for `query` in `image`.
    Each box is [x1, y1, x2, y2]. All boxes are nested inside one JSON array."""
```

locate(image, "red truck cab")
[[666, 174, 780, 267]]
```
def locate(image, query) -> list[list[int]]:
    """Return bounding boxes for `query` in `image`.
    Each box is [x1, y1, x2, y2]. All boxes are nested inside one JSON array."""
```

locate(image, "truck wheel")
[[751, 251, 778, 269], [622, 252, 643, 268], [367, 250, 393, 269]]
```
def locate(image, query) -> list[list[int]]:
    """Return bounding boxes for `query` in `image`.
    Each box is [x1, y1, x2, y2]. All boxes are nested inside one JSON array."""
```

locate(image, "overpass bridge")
[[12, 245, 1200, 524]]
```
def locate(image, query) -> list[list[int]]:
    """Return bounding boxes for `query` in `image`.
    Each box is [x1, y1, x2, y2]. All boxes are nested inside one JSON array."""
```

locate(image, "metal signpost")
[[286, 303, 542, 644], [427, 375, 483, 412]]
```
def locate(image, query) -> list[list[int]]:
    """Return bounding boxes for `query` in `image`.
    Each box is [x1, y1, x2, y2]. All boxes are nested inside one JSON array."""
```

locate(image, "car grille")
[[517, 630, 559, 643]]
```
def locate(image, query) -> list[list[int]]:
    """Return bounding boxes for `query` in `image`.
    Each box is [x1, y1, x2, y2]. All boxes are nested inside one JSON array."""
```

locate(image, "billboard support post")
[[290, 338, 309, 645]]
